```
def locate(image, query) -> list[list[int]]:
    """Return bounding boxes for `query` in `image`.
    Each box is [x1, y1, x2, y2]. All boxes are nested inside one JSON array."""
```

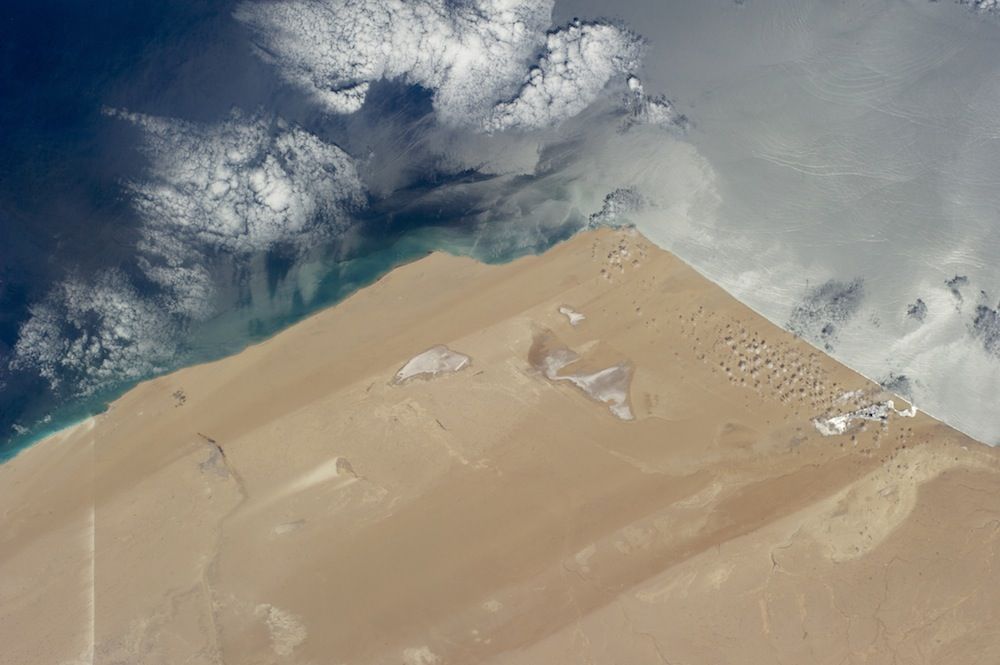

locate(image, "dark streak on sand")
[[197, 432, 225, 460]]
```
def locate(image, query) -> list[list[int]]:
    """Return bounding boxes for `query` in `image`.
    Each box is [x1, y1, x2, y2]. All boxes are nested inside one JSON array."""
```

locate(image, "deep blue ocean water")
[[0, 1, 587, 459]]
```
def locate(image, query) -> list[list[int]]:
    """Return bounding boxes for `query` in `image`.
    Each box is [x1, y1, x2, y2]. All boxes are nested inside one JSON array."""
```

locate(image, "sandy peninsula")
[[2, 228, 999, 665]]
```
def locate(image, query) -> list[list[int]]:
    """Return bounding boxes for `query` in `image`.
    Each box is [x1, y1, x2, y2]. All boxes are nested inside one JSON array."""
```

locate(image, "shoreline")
[[11, 224, 994, 466], [0, 236, 448, 462], [3, 218, 584, 462], [4, 227, 1000, 664]]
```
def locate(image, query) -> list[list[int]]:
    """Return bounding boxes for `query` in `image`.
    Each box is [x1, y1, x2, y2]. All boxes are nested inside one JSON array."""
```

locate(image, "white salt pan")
[[541, 348, 633, 420], [558, 306, 586, 326], [813, 400, 918, 437], [394, 345, 470, 384]]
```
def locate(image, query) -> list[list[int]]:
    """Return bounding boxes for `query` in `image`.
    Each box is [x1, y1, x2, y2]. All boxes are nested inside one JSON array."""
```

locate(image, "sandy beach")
[[2, 227, 999, 665]]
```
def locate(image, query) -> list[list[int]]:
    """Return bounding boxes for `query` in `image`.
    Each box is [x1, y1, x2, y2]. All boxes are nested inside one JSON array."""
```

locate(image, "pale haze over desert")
[[1, 1, 1000, 664]]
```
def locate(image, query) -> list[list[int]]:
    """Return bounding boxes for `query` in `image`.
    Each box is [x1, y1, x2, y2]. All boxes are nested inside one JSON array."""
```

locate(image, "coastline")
[[3, 227, 999, 664], [1, 219, 585, 462], [7, 219, 993, 465]]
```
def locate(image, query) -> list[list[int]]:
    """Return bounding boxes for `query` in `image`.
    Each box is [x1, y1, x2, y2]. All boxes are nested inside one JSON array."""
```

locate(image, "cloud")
[[622, 75, 685, 130], [787, 279, 865, 352], [109, 108, 365, 316], [236, 0, 651, 131], [113, 109, 364, 255], [972, 298, 1000, 357], [11, 110, 367, 396], [12, 271, 177, 396], [9, 3, 684, 418], [588, 187, 645, 228], [960, 0, 1000, 12], [906, 298, 928, 322], [486, 20, 643, 131]]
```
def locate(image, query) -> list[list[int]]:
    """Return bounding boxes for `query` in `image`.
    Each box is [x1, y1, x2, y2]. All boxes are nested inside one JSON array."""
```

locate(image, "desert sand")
[[2, 228, 999, 665]]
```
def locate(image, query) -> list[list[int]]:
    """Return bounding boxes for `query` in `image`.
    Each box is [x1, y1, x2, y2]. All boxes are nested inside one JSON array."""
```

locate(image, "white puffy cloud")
[[486, 20, 643, 131], [961, 0, 1000, 11], [236, 0, 649, 131], [588, 187, 645, 228], [12, 110, 367, 395], [110, 108, 365, 316], [236, 0, 550, 127], [622, 75, 684, 130], [12, 271, 177, 395], [113, 109, 364, 256]]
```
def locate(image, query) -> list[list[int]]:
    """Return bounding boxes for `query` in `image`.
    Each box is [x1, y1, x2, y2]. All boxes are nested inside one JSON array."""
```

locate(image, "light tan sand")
[[2, 228, 999, 665]]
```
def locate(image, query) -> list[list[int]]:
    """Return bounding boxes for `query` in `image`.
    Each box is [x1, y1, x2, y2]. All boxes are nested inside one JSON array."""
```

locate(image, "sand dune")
[[1, 229, 998, 664]]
